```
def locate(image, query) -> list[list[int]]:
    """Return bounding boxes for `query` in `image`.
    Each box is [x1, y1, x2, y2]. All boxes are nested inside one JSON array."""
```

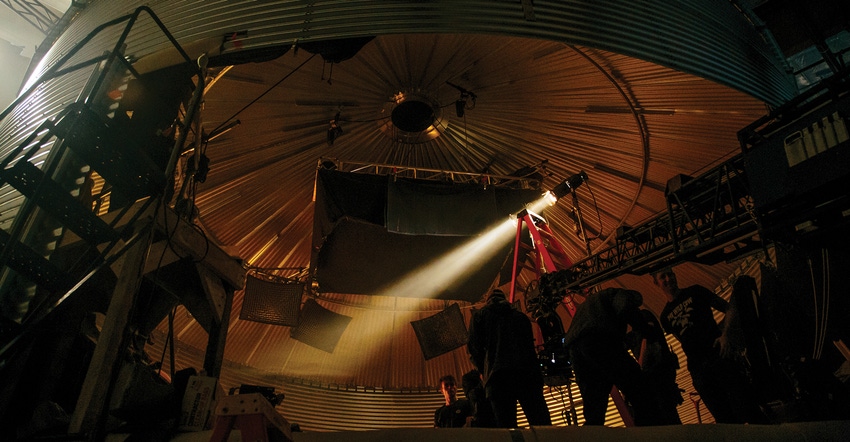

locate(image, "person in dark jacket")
[[467, 288, 551, 428], [626, 308, 684, 425], [563, 287, 665, 426], [461, 369, 497, 427], [434, 374, 473, 428]]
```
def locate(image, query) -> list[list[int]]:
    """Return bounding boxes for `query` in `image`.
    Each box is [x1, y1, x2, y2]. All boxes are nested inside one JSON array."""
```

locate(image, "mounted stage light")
[[549, 170, 588, 202], [327, 112, 343, 146], [447, 80, 477, 118], [455, 99, 466, 118], [547, 170, 593, 255]]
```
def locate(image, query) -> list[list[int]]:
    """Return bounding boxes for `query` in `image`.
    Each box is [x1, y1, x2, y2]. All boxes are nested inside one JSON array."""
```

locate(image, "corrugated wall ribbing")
[[0, 0, 791, 254], [149, 330, 631, 430], [27, 0, 792, 109]]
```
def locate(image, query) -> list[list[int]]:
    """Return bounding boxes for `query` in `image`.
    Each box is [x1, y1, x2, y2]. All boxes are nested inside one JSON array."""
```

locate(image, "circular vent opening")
[[391, 100, 436, 133], [378, 90, 447, 143]]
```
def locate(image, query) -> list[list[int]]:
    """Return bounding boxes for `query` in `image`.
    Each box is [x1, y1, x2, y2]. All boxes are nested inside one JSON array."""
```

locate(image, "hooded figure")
[[467, 289, 551, 428]]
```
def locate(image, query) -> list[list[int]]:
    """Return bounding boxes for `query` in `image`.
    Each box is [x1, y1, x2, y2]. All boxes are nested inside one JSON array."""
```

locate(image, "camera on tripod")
[[538, 334, 572, 386]]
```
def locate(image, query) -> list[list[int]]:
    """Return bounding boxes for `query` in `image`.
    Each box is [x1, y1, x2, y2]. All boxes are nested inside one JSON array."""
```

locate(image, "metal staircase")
[[0, 6, 203, 349]]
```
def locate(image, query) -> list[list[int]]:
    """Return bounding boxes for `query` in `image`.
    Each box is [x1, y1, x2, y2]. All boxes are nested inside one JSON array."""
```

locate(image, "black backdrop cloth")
[[312, 169, 540, 301]]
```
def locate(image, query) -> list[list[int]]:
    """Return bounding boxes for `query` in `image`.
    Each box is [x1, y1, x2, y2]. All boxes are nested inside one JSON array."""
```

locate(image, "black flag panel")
[[411, 303, 468, 360], [240, 275, 303, 327], [291, 298, 352, 353]]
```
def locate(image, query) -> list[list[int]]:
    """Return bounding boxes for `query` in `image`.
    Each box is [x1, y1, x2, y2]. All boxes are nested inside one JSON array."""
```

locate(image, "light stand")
[[551, 171, 591, 256], [571, 188, 592, 257]]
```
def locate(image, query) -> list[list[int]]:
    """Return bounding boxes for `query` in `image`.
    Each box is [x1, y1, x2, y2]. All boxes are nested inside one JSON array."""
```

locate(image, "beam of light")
[[318, 194, 554, 376], [373, 194, 553, 300]]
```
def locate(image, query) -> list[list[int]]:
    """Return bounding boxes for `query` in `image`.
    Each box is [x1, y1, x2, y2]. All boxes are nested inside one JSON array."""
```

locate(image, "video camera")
[[538, 334, 572, 387]]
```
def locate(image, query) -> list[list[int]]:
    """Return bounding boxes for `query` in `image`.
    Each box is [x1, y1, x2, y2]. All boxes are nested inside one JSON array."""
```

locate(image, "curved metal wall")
[[0, 0, 793, 236], [26, 0, 795, 107], [149, 331, 625, 430]]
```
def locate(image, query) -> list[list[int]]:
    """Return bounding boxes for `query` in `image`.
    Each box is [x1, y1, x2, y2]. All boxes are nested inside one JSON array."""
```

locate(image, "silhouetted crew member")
[[654, 267, 768, 424], [627, 308, 684, 425], [461, 369, 497, 427], [468, 288, 551, 428], [564, 287, 665, 426]]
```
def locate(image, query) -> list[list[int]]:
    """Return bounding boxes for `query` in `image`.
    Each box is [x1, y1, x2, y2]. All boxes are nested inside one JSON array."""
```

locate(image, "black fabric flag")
[[311, 169, 541, 301], [411, 303, 468, 360], [240, 275, 303, 326], [291, 298, 352, 353]]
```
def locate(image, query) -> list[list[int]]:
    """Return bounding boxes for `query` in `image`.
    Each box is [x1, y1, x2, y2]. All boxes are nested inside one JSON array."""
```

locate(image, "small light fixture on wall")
[[447, 80, 477, 118], [327, 112, 343, 145]]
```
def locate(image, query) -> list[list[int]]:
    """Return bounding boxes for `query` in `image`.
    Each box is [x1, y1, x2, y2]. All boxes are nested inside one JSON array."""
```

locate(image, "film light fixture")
[[547, 170, 588, 204], [446, 80, 477, 118], [327, 112, 343, 145]]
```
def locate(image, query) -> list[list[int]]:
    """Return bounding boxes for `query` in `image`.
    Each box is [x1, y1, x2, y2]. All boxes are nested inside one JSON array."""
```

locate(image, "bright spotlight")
[[327, 193, 553, 374], [374, 193, 553, 301], [550, 171, 588, 200], [529, 194, 555, 213], [374, 216, 517, 300]]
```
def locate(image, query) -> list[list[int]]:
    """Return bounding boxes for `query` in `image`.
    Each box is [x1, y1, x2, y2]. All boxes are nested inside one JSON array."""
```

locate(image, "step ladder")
[[509, 209, 576, 314], [209, 393, 293, 442]]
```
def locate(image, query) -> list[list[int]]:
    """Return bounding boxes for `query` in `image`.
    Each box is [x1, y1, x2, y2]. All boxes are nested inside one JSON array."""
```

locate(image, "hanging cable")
[[209, 52, 317, 137], [816, 249, 830, 359], [808, 257, 818, 359]]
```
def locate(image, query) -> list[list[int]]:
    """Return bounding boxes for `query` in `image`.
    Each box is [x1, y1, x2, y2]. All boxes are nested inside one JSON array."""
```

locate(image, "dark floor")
[[104, 420, 850, 442]]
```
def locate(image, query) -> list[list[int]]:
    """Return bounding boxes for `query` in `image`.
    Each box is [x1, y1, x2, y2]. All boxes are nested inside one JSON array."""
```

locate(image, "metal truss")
[[562, 154, 762, 291], [317, 157, 545, 190], [0, 0, 62, 35]]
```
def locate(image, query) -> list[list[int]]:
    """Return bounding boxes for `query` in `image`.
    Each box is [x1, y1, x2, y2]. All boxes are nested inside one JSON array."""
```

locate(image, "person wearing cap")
[[467, 288, 552, 428]]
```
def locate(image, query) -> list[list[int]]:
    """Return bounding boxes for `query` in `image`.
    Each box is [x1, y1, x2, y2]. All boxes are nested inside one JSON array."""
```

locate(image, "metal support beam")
[[0, 0, 61, 34]]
